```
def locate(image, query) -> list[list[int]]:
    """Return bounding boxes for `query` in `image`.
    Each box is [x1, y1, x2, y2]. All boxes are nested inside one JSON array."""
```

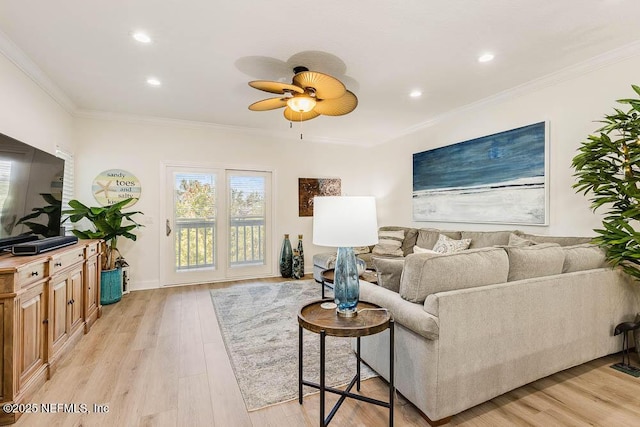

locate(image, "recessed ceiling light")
[[478, 53, 495, 63], [409, 90, 422, 98], [132, 32, 152, 43], [146, 77, 161, 87]]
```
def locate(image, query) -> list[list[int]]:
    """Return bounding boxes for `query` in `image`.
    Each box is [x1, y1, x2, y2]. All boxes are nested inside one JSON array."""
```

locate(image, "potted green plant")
[[63, 198, 143, 304], [571, 83, 640, 355]]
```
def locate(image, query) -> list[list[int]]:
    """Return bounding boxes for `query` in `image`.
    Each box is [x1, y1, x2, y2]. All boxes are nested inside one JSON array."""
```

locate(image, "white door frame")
[[159, 161, 275, 286]]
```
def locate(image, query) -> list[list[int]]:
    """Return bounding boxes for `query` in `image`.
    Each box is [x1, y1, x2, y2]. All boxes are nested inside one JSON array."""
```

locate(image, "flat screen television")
[[0, 132, 65, 250]]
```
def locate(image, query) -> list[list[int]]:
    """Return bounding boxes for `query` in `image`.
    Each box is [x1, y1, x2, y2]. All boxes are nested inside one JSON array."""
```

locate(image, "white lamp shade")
[[312, 196, 378, 247]]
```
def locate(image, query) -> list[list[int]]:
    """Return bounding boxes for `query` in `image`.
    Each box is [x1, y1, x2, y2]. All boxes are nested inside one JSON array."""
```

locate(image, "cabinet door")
[[50, 277, 69, 356], [69, 267, 84, 333], [17, 283, 46, 389], [85, 256, 98, 317]]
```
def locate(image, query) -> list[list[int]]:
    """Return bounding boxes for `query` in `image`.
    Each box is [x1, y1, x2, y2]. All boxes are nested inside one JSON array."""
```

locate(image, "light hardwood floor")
[[13, 276, 640, 427]]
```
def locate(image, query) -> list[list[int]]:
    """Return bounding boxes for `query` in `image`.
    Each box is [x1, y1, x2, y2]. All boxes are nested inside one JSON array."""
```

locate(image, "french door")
[[162, 165, 272, 286]]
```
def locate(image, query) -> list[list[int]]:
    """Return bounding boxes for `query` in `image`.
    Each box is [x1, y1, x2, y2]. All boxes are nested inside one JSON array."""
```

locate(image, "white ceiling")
[[1, 0, 640, 146]]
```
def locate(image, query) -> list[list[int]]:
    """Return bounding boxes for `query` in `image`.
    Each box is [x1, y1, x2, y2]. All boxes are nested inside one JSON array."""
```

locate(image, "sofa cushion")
[[372, 256, 405, 292], [506, 243, 565, 281], [372, 229, 405, 257], [508, 233, 536, 247], [378, 226, 418, 256], [399, 247, 509, 304], [562, 244, 608, 273], [432, 234, 471, 254], [413, 245, 438, 254], [416, 228, 462, 250], [519, 233, 593, 247], [461, 230, 515, 248]]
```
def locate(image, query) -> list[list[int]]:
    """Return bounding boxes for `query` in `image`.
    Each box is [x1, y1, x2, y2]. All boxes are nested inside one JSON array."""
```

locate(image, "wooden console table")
[[0, 240, 102, 425]]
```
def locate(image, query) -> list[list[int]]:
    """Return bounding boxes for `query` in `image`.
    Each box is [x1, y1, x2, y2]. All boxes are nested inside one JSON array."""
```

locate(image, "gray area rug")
[[210, 279, 376, 411]]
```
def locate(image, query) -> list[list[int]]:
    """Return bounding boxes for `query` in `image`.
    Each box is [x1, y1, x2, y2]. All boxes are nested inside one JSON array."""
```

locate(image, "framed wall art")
[[412, 122, 548, 225], [298, 178, 341, 216]]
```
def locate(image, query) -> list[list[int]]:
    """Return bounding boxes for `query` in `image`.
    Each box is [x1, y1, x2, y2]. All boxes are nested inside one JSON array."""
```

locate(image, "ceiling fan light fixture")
[[287, 95, 316, 113]]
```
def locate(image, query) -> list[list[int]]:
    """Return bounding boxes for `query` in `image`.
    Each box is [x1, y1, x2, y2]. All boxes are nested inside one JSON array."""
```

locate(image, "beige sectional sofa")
[[349, 227, 640, 425]]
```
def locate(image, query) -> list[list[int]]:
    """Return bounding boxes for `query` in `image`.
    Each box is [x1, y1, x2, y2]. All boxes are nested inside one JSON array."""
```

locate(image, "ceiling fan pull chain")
[[300, 112, 304, 140]]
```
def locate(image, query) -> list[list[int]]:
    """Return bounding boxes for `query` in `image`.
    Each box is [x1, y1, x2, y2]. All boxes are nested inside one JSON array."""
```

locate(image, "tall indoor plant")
[[572, 84, 640, 279], [572, 84, 640, 355], [63, 198, 143, 304]]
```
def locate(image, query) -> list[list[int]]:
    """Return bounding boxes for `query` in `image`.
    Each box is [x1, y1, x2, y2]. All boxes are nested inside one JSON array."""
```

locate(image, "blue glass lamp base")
[[334, 246, 360, 317]]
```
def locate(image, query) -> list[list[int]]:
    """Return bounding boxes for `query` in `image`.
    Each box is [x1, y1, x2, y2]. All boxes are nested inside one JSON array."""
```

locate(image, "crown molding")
[[0, 29, 76, 113], [382, 40, 640, 145], [73, 109, 365, 146]]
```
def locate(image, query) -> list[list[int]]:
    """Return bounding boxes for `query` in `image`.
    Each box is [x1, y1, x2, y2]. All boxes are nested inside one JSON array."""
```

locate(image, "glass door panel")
[[226, 170, 272, 278]]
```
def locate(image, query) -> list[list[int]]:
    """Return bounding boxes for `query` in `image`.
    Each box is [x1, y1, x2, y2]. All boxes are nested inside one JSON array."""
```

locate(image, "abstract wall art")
[[298, 178, 341, 216], [412, 122, 548, 225]]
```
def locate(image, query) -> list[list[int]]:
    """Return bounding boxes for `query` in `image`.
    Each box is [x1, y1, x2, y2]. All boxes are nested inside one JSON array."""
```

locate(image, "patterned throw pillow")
[[372, 229, 405, 257], [432, 234, 471, 254]]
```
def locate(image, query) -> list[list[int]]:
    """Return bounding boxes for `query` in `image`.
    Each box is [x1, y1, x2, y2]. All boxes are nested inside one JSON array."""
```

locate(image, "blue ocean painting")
[[412, 122, 547, 224]]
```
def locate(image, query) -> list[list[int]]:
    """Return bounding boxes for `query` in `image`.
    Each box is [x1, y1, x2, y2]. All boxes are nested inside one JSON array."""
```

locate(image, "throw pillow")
[[353, 246, 371, 255], [372, 229, 405, 257], [432, 234, 471, 254], [416, 228, 462, 250], [413, 245, 438, 254], [372, 257, 405, 293]]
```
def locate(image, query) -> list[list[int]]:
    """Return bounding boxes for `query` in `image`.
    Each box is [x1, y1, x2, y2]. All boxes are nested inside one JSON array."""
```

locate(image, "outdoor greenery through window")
[[228, 174, 266, 266], [173, 172, 266, 270], [174, 173, 216, 270]]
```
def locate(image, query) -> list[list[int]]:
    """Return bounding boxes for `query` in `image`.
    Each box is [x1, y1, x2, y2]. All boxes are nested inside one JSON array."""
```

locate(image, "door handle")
[[166, 219, 172, 237]]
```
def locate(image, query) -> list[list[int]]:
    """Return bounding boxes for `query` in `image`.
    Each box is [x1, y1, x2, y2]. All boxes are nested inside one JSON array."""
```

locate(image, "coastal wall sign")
[[92, 169, 141, 207]]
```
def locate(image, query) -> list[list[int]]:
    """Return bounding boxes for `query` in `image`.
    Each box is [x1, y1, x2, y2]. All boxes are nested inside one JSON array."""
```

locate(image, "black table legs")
[[298, 324, 395, 426]]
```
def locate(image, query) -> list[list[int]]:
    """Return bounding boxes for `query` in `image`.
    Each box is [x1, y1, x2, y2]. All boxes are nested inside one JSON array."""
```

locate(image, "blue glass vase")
[[334, 246, 359, 317]]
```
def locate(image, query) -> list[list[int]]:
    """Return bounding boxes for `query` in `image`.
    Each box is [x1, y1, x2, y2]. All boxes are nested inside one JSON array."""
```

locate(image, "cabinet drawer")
[[50, 247, 85, 275], [85, 242, 100, 258], [16, 261, 47, 289]]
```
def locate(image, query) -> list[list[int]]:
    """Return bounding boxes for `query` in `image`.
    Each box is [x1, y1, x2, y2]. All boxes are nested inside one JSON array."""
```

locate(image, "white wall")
[[370, 53, 640, 236], [73, 118, 374, 290], [0, 53, 73, 154]]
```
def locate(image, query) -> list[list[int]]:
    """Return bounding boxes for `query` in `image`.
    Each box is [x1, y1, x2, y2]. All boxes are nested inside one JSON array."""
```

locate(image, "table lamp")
[[313, 196, 378, 317]]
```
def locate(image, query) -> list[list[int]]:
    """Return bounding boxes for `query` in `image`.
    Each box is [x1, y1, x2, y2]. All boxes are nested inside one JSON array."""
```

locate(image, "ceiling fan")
[[248, 66, 358, 122]]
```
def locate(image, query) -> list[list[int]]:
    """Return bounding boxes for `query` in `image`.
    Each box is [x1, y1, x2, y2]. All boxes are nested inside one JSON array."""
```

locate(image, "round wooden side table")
[[298, 299, 394, 426]]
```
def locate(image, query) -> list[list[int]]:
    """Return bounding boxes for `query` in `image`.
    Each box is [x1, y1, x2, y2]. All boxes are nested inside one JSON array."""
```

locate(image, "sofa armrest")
[[359, 281, 439, 339]]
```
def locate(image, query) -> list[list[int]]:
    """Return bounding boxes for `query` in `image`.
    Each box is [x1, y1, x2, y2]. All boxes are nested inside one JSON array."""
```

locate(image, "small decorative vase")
[[292, 249, 303, 279], [279, 234, 293, 278], [297, 234, 304, 276]]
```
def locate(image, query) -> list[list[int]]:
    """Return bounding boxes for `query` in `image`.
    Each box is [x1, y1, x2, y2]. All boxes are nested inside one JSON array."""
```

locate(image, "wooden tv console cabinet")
[[0, 240, 102, 425]]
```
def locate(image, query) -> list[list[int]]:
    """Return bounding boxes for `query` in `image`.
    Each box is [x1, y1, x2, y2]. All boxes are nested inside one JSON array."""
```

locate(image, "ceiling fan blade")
[[313, 90, 358, 116], [293, 71, 346, 100], [283, 107, 320, 122], [248, 97, 288, 111], [248, 80, 304, 94]]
